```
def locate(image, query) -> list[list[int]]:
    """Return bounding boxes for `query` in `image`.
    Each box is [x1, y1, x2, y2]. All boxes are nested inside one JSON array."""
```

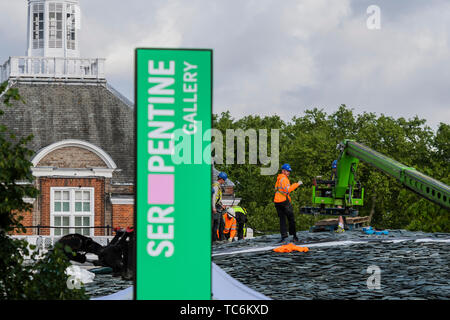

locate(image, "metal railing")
[[1, 56, 106, 82], [19, 225, 113, 236], [11, 234, 115, 253]]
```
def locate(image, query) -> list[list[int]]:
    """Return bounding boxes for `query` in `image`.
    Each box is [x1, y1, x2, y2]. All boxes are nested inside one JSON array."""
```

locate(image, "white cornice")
[[110, 197, 134, 205], [31, 139, 117, 169], [23, 197, 36, 204], [31, 167, 115, 178]]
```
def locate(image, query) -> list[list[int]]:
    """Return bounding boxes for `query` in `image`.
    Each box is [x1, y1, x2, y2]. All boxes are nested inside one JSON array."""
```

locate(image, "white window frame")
[[32, 3, 44, 49], [66, 3, 76, 50], [48, 2, 63, 49], [50, 187, 95, 237]]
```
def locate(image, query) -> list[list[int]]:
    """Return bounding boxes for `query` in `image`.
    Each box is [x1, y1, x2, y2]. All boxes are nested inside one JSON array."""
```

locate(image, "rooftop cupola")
[[27, 0, 81, 58], [1, 0, 105, 83]]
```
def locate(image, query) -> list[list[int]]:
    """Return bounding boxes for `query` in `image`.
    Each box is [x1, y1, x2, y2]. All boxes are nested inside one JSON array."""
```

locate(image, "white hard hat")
[[226, 207, 235, 217]]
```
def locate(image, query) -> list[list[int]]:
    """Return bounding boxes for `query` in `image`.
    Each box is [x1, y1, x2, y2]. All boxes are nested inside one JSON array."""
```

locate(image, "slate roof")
[[212, 230, 450, 299], [85, 230, 450, 299], [0, 82, 135, 183]]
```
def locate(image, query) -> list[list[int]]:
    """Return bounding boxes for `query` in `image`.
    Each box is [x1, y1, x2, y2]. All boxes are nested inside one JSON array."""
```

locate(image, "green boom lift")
[[300, 139, 450, 216]]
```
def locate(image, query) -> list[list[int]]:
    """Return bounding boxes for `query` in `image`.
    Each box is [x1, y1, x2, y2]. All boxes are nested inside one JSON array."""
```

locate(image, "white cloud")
[[271, 0, 450, 127], [0, 1, 27, 58], [1, 0, 449, 129], [282, 0, 352, 39]]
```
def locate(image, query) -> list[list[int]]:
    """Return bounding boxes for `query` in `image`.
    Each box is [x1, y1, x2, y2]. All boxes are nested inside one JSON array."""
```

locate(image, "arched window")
[[31, 139, 118, 177]]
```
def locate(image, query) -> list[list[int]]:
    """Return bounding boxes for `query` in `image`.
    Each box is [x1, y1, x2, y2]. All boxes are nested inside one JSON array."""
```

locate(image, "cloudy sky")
[[1, 0, 449, 129]]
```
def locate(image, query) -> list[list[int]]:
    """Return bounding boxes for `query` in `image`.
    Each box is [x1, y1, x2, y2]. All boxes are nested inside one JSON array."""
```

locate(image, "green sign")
[[135, 48, 212, 300]]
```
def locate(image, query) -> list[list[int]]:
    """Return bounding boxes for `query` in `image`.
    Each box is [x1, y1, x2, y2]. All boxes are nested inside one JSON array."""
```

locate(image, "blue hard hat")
[[218, 172, 228, 181], [281, 163, 292, 172], [332, 160, 338, 169]]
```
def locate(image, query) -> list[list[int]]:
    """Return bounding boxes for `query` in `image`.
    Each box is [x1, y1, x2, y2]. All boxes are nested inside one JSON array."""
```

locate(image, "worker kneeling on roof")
[[221, 207, 238, 242], [274, 163, 303, 243], [232, 205, 248, 240]]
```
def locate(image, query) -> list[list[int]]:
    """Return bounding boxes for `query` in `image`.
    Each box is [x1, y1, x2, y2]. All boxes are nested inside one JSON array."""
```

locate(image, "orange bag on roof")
[[273, 243, 309, 253]]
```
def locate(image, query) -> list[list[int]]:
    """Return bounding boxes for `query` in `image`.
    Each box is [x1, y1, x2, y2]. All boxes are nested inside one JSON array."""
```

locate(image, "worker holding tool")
[[221, 207, 238, 242], [274, 163, 303, 243], [212, 171, 228, 242]]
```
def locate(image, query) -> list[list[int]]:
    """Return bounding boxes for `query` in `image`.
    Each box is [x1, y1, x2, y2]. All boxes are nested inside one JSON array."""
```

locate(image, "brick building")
[[1, 0, 240, 239], [0, 0, 135, 236]]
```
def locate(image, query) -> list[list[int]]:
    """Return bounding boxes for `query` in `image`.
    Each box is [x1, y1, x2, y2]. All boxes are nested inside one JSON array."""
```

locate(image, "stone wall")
[[38, 146, 107, 168], [10, 210, 34, 235], [112, 204, 134, 230]]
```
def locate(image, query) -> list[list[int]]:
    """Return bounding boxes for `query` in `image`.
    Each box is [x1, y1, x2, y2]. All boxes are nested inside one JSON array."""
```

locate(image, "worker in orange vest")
[[274, 163, 303, 243], [220, 207, 238, 242]]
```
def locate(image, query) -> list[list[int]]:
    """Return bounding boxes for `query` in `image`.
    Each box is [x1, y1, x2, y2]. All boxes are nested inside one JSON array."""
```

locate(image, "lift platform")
[[300, 140, 450, 217]]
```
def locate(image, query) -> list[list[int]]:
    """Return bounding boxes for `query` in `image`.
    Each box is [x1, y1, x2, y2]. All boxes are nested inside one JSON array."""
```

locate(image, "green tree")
[[0, 81, 89, 300], [0, 82, 37, 233], [213, 105, 449, 233]]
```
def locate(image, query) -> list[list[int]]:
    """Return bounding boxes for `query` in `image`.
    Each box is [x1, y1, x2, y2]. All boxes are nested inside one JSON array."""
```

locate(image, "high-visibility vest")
[[274, 173, 299, 203], [212, 181, 223, 205], [232, 206, 247, 215], [331, 171, 336, 181], [232, 206, 247, 237], [222, 213, 237, 239]]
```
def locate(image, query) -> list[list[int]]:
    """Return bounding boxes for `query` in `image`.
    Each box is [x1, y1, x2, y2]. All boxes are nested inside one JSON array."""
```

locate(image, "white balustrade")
[[0, 56, 106, 82]]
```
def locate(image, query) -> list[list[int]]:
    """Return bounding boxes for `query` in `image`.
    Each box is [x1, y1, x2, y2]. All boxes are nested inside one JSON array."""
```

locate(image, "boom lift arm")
[[301, 139, 450, 216]]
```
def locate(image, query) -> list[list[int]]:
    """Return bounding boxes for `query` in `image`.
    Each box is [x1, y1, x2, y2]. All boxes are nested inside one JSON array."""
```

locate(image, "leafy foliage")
[[213, 105, 449, 233], [0, 234, 89, 300], [0, 81, 38, 233], [0, 82, 88, 300]]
